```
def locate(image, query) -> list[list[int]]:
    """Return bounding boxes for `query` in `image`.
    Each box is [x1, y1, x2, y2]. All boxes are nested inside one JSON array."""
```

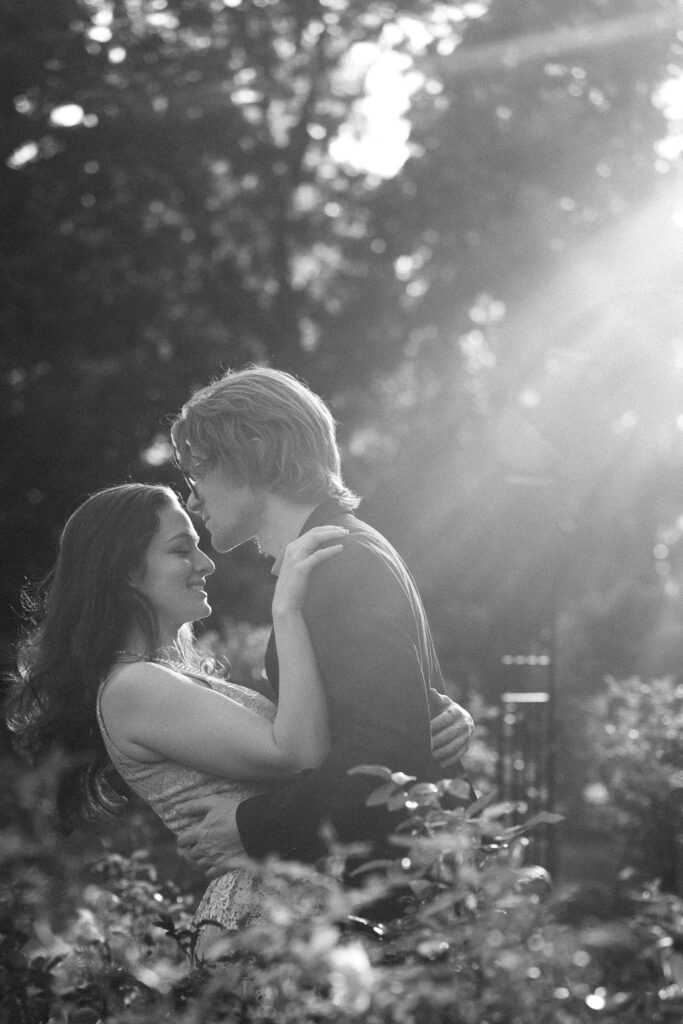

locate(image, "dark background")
[[2, 0, 683, 819]]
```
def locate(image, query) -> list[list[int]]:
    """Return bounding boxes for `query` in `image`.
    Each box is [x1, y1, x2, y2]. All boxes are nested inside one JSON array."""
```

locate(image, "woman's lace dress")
[[96, 672, 276, 936]]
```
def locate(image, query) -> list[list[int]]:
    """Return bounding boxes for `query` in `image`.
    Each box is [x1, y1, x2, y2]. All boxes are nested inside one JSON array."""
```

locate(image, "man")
[[170, 366, 474, 873]]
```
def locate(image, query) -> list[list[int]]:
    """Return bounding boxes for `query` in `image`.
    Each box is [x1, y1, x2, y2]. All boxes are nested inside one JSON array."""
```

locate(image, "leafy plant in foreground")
[[6, 766, 683, 1022], [597, 676, 683, 883]]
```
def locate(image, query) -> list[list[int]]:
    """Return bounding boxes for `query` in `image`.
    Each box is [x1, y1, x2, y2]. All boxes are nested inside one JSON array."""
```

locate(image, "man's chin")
[[210, 531, 259, 555]]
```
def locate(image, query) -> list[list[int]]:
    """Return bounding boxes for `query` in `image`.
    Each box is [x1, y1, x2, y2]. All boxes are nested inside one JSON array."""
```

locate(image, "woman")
[[6, 482, 347, 954]]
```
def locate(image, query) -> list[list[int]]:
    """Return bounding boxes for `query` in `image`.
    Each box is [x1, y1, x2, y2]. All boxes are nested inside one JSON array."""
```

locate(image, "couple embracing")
[[7, 366, 474, 957]]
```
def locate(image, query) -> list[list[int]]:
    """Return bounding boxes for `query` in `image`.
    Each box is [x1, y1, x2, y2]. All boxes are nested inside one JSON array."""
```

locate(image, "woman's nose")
[[197, 549, 215, 575]]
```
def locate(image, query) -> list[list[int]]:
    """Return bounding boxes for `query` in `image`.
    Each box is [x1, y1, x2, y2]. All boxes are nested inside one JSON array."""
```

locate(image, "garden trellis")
[[499, 651, 555, 873]]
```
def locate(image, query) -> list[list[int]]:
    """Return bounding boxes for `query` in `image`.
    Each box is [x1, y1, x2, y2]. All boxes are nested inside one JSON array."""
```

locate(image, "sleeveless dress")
[[96, 672, 277, 936]]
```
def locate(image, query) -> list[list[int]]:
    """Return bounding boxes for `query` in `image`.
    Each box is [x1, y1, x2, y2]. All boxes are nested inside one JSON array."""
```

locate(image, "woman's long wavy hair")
[[5, 483, 200, 832]]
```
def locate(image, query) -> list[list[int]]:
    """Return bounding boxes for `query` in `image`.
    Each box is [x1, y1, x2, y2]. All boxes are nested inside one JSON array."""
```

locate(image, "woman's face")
[[131, 500, 215, 636]]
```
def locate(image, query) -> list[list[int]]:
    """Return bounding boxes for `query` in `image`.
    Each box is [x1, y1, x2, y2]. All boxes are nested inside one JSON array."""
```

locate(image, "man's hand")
[[430, 699, 474, 768], [175, 797, 246, 880]]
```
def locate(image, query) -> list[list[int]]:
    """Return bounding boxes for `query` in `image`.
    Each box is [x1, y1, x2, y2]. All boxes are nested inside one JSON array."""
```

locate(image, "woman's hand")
[[269, 526, 345, 768], [431, 700, 475, 767], [273, 526, 348, 618]]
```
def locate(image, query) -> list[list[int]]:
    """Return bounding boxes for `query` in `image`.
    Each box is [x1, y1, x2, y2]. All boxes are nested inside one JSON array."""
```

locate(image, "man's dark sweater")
[[235, 498, 452, 863]]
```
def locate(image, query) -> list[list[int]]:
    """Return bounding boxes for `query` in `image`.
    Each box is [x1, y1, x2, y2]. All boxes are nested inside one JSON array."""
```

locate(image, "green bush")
[[593, 675, 683, 889], [5, 758, 683, 1023]]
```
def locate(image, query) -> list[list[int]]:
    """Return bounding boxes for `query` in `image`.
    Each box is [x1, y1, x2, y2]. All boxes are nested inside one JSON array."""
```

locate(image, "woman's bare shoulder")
[[100, 660, 192, 708]]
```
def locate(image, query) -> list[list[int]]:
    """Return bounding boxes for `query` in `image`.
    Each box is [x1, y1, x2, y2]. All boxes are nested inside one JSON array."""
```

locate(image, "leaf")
[[408, 782, 440, 796], [387, 790, 411, 812], [44, 954, 67, 971], [437, 778, 473, 802], [393, 817, 424, 833], [476, 820, 511, 839], [465, 790, 499, 816], [409, 879, 434, 896], [154, 913, 176, 933], [408, 790, 442, 808], [390, 771, 417, 786], [417, 938, 452, 961], [389, 834, 419, 848], [365, 781, 400, 807], [513, 865, 553, 895], [420, 810, 455, 828], [348, 858, 397, 877], [494, 811, 565, 842], [348, 764, 395, 781], [517, 811, 565, 829], [476, 801, 519, 821], [419, 890, 466, 918]]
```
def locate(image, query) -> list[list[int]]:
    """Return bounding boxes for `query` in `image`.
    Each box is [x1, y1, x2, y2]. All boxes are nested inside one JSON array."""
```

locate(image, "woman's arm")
[[265, 524, 344, 768], [99, 526, 346, 779]]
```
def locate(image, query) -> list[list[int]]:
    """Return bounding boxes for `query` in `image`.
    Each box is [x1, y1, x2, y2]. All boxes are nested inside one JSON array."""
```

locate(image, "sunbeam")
[[403, 167, 683, 648], [434, 8, 682, 77]]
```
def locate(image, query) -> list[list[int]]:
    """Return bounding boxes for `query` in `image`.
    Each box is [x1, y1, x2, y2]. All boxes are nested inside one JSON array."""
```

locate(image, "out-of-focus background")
[[2, 0, 683, 890]]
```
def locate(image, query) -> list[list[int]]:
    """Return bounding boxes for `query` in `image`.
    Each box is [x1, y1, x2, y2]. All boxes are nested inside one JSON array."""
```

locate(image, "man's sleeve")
[[235, 541, 437, 862]]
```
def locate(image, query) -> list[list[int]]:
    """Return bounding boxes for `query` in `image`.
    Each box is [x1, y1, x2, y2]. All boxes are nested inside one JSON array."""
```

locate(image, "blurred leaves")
[[8, 755, 683, 1022], [2, 0, 683, 746], [591, 675, 683, 888]]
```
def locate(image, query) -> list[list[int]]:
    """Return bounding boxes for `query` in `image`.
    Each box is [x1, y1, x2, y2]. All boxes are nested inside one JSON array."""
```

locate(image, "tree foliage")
[[1, 0, 681, 699]]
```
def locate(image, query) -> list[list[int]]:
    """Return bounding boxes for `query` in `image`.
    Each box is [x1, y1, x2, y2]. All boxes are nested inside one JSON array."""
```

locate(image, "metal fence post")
[[499, 652, 555, 874]]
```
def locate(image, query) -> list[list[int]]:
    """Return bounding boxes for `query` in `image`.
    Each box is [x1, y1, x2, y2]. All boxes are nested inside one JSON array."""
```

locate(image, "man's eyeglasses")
[[182, 471, 199, 502]]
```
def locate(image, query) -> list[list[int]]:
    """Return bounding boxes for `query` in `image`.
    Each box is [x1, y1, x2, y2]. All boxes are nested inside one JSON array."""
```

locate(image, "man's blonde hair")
[[170, 366, 360, 510]]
